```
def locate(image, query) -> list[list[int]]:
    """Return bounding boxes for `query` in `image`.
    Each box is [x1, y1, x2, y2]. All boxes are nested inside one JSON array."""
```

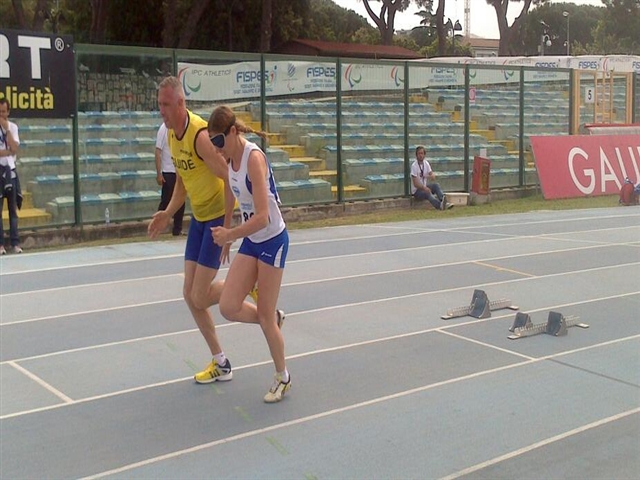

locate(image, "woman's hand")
[[211, 226, 233, 247]]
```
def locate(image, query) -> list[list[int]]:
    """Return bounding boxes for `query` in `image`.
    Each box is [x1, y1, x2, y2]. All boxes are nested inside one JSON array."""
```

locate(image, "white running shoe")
[[264, 373, 291, 403]]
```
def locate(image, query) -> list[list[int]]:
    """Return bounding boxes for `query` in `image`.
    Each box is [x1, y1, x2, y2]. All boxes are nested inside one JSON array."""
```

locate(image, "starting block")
[[441, 289, 519, 320], [508, 311, 590, 340]]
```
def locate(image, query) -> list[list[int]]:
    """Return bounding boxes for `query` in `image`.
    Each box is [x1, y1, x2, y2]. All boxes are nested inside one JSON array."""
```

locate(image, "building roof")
[[274, 39, 422, 60], [461, 37, 500, 49]]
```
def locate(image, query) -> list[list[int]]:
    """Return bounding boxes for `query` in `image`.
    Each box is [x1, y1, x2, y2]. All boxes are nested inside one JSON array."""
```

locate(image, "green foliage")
[[393, 35, 420, 52], [521, 2, 604, 56], [583, 0, 640, 54], [106, 0, 164, 46], [422, 36, 473, 58], [302, 0, 372, 43], [6, 0, 636, 55], [351, 26, 382, 45]]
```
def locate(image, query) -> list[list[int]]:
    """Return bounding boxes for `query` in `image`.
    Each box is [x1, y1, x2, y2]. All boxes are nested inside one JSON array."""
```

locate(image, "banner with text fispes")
[[0, 29, 75, 118]]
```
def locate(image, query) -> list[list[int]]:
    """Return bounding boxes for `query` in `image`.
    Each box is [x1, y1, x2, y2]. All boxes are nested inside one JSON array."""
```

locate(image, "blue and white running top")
[[229, 140, 285, 243]]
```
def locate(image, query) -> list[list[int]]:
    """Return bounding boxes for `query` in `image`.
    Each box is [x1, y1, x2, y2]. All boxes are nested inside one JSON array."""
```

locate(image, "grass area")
[[290, 194, 621, 229]]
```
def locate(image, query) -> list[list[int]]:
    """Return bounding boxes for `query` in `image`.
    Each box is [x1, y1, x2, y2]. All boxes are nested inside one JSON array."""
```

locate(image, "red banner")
[[531, 135, 640, 199]]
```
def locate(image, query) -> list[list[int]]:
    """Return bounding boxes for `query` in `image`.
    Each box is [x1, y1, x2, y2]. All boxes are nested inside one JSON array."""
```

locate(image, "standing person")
[[0, 98, 22, 254], [155, 121, 185, 236], [148, 76, 235, 384], [209, 105, 290, 404], [410, 145, 453, 211]]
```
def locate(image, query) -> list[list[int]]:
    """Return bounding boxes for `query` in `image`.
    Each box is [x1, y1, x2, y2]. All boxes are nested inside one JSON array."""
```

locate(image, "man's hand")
[[148, 210, 170, 238], [156, 172, 164, 186]]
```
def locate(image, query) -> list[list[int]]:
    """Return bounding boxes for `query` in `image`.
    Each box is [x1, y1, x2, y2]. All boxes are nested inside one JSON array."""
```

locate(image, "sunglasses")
[[209, 126, 232, 149]]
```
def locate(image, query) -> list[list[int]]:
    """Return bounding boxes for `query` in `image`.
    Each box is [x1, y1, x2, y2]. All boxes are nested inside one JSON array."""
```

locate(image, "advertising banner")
[[0, 29, 75, 118], [177, 61, 406, 102], [531, 135, 640, 199]]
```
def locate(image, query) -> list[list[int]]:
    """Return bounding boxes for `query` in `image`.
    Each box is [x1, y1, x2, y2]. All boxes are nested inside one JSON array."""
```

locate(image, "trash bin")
[[471, 156, 491, 195]]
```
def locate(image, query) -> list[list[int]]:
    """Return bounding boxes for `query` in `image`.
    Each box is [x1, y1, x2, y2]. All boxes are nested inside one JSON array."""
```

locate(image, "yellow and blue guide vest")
[[168, 110, 225, 221]]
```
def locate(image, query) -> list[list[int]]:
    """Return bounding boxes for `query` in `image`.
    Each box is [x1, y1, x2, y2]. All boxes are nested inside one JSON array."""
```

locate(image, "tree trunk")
[[490, 0, 534, 56], [436, 0, 446, 56], [31, 0, 48, 31], [382, 3, 397, 46], [362, 0, 396, 46], [11, 0, 27, 29], [177, 0, 211, 49], [260, 0, 273, 53], [162, 0, 177, 48], [90, 0, 109, 44]]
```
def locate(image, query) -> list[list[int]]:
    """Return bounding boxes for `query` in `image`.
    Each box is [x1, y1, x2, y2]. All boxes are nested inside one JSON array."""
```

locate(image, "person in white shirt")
[[410, 145, 453, 211], [0, 98, 22, 254], [208, 105, 290, 404], [155, 122, 185, 236]]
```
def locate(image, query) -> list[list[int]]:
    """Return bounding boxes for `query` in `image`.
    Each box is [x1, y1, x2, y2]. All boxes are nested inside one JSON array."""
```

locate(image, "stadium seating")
[[12, 86, 586, 227]]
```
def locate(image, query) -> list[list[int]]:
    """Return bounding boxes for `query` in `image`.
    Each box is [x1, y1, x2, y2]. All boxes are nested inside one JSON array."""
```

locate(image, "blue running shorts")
[[238, 228, 289, 268], [185, 215, 225, 269]]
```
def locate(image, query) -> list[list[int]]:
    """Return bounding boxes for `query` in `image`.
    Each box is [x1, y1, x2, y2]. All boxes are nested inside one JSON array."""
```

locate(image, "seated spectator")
[[410, 145, 453, 210]]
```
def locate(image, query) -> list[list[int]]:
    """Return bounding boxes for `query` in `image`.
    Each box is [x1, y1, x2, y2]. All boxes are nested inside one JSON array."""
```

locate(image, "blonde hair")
[[208, 105, 268, 143]]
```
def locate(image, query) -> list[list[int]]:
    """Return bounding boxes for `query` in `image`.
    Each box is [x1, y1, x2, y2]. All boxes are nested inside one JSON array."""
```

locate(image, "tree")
[[9, 0, 50, 31], [31, 0, 48, 31], [176, 0, 211, 48], [591, 0, 640, 53], [435, 0, 446, 56], [360, 0, 433, 45], [260, 0, 273, 52], [521, 2, 603, 56], [486, 0, 548, 56], [410, 0, 436, 49], [302, 0, 373, 43], [89, 0, 108, 43], [162, 0, 177, 48]]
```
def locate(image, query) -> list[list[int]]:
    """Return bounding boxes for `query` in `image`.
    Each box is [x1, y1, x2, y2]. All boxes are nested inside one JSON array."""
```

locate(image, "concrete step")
[[2, 206, 52, 229], [278, 144, 307, 157], [266, 132, 286, 145], [489, 139, 515, 151], [236, 111, 254, 123], [19, 191, 35, 209], [295, 157, 325, 171], [332, 185, 368, 199], [472, 129, 495, 141], [309, 170, 337, 183]]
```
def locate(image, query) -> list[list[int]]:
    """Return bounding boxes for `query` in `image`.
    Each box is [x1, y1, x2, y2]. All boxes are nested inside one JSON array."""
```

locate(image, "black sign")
[[0, 29, 75, 118]]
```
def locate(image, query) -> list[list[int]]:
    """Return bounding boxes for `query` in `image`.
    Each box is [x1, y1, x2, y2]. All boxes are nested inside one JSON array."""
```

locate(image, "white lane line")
[[436, 330, 536, 360], [1, 239, 631, 302], [77, 336, 640, 480], [0, 253, 184, 275], [0, 273, 183, 297], [439, 407, 640, 480], [7, 361, 74, 404], [2, 307, 638, 422], [0, 241, 618, 324], [78, 363, 533, 480], [2, 298, 183, 327], [274, 225, 640, 265], [3, 217, 638, 276], [2, 273, 638, 367]]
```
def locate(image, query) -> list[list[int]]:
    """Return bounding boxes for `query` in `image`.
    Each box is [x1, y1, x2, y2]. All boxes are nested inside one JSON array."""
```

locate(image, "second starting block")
[[508, 311, 590, 340]]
